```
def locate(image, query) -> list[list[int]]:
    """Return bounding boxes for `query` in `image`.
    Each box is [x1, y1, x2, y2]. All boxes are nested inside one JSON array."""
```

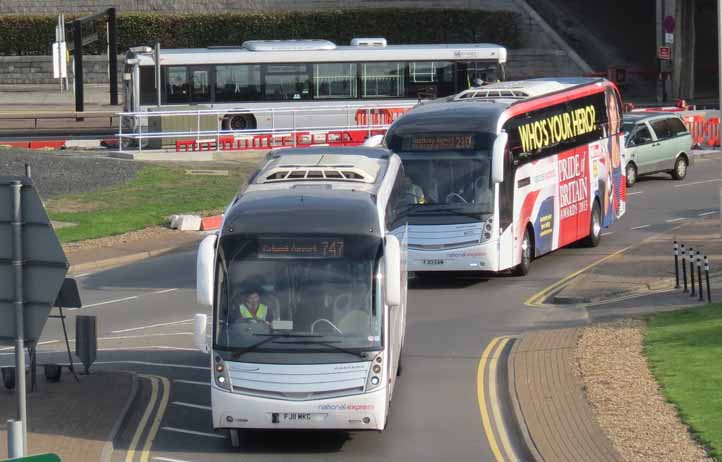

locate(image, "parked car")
[[622, 113, 694, 187]]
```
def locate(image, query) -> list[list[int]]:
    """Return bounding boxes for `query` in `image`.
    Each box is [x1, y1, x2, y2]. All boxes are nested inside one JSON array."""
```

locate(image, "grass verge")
[[47, 162, 257, 242], [644, 303, 722, 461]]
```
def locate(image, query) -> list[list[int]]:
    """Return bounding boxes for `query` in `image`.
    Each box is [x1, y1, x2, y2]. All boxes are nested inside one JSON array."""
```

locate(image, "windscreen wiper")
[[233, 333, 322, 355], [412, 207, 485, 219], [271, 339, 366, 359]]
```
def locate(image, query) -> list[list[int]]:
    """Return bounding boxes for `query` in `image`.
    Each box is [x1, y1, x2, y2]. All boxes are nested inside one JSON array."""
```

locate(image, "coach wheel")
[[582, 201, 602, 248], [671, 156, 688, 180], [512, 227, 533, 276], [224, 114, 257, 131], [228, 429, 241, 448], [625, 163, 637, 187]]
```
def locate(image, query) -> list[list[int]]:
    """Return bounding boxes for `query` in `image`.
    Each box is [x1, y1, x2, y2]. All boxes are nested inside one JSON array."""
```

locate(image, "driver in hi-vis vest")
[[239, 288, 270, 324]]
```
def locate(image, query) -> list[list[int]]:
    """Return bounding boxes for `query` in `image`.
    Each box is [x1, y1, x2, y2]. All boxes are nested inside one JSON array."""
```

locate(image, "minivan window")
[[630, 126, 652, 146], [650, 119, 672, 140], [667, 117, 689, 136]]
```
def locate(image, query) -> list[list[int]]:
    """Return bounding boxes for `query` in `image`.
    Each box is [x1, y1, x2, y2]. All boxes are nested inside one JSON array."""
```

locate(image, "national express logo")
[[517, 105, 597, 153], [318, 403, 376, 412]]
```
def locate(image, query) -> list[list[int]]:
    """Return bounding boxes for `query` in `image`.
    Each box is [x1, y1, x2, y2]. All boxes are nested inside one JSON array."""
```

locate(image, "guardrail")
[[117, 103, 415, 153]]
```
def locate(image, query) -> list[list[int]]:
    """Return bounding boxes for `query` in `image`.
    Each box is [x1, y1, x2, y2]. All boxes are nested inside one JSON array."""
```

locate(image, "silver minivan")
[[623, 113, 694, 187]]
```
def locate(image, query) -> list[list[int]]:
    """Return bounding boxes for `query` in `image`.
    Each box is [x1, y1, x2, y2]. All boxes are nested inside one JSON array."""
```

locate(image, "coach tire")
[[625, 163, 637, 187], [671, 155, 688, 180], [229, 429, 241, 448], [512, 226, 533, 276], [582, 200, 602, 248]]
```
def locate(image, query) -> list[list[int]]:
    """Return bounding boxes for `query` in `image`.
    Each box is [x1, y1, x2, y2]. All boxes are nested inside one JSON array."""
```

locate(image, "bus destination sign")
[[259, 237, 345, 258], [402, 134, 475, 151]]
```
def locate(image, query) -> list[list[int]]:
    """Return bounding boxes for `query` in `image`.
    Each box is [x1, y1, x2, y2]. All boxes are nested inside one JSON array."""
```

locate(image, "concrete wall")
[[0, 0, 513, 14], [0, 55, 121, 85]]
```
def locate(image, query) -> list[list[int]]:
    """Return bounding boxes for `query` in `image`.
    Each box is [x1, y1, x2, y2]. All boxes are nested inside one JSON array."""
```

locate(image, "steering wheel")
[[445, 192, 468, 204], [230, 318, 271, 336], [311, 318, 343, 335]]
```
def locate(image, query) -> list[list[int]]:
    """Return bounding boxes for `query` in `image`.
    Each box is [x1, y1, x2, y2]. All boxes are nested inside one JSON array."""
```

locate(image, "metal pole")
[[11, 181, 27, 456], [73, 19, 84, 115], [705, 255, 712, 303], [718, 0, 722, 235], [674, 240, 680, 287], [698, 251, 704, 301], [7, 419, 23, 459], [108, 7, 118, 106], [154, 42, 161, 108], [24, 164, 30, 179], [690, 246, 696, 296], [682, 243, 688, 292]]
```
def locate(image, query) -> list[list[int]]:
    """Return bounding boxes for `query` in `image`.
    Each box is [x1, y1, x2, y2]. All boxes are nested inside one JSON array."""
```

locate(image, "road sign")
[[2, 453, 61, 462], [658, 46, 672, 61], [665, 32, 674, 44], [0, 177, 69, 345]]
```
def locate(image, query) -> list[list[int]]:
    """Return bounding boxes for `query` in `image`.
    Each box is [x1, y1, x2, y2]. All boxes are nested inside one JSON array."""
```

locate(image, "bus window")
[[264, 64, 311, 101], [407, 61, 454, 99], [455, 61, 499, 89], [164, 66, 190, 104], [139, 66, 157, 106], [362, 62, 406, 98], [314, 63, 357, 99], [191, 67, 211, 103], [215, 64, 262, 102]]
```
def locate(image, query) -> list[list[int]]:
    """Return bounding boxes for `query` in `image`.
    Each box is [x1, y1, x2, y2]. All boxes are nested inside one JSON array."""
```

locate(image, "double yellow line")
[[477, 336, 518, 462], [126, 375, 171, 462]]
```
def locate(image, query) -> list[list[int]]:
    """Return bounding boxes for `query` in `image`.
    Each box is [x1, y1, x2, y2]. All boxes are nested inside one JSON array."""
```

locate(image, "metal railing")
[[117, 102, 415, 152]]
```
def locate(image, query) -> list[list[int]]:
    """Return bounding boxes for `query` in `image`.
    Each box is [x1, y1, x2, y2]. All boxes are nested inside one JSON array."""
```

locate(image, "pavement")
[[0, 369, 137, 462], [64, 229, 206, 275], [0, 84, 121, 112]]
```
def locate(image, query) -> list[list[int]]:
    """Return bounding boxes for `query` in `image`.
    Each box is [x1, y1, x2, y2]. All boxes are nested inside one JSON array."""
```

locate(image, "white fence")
[[117, 102, 415, 152]]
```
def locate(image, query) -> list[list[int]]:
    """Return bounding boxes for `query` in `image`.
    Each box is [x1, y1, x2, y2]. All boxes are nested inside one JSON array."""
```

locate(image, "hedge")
[[0, 9, 521, 56]]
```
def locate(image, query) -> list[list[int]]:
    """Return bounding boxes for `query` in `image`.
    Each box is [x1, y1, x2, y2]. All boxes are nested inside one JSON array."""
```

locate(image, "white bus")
[[193, 146, 409, 444], [380, 78, 627, 275], [123, 38, 507, 130]]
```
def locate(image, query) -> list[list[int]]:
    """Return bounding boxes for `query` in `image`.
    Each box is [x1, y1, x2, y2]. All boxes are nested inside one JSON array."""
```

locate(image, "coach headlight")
[[481, 216, 494, 242], [214, 355, 231, 391], [366, 352, 384, 392]]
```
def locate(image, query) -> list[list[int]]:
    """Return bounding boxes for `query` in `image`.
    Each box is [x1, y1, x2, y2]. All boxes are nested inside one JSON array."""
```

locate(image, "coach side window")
[[386, 167, 410, 231]]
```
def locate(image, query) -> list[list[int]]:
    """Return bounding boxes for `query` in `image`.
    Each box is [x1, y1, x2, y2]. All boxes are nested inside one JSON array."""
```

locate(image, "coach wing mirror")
[[194, 313, 209, 354], [492, 132, 508, 184], [363, 134, 384, 147], [384, 235, 402, 307], [197, 234, 217, 307]]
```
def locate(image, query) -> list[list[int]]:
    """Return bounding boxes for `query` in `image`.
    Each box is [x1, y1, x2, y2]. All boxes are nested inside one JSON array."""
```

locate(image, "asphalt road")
[[5, 157, 721, 462]]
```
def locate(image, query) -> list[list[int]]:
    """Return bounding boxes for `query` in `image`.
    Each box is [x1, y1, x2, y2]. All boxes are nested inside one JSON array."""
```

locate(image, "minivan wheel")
[[625, 163, 637, 187], [671, 157, 688, 180]]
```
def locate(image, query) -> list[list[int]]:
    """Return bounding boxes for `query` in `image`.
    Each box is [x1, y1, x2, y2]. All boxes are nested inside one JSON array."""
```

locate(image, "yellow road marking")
[[126, 376, 159, 462], [140, 376, 171, 462], [487, 337, 517, 462], [478, 336, 505, 462], [524, 246, 633, 307]]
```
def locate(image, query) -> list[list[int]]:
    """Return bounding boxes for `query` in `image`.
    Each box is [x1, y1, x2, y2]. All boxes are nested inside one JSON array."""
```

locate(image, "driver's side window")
[[631, 126, 652, 146]]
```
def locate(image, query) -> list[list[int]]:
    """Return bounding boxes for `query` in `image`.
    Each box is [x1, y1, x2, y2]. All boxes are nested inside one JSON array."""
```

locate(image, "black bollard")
[[689, 246, 696, 296], [705, 256, 712, 303], [674, 240, 680, 288], [698, 251, 703, 301], [681, 244, 688, 292]]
